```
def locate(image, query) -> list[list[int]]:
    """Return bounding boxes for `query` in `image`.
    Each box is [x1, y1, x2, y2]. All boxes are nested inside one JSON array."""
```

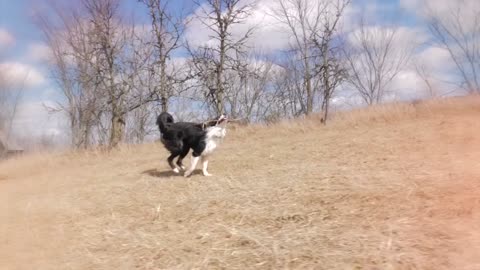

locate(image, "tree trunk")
[[160, 54, 168, 112], [322, 43, 330, 125], [304, 47, 313, 115], [160, 95, 168, 112], [216, 64, 225, 114], [305, 71, 313, 115], [110, 113, 125, 148], [323, 98, 329, 125], [216, 24, 225, 115]]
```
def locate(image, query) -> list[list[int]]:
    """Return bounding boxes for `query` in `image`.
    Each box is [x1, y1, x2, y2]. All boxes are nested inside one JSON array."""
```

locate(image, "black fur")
[[157, 112, 215, 171]]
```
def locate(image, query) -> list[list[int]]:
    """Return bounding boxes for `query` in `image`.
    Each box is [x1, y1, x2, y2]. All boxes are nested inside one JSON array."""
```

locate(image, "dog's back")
[[156, 113, 208, 153]]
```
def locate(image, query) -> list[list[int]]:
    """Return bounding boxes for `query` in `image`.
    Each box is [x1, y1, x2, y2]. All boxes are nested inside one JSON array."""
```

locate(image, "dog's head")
[[203, 114, 228, 129], [215, 114, 228, 127], [157, 112, 175, 133]]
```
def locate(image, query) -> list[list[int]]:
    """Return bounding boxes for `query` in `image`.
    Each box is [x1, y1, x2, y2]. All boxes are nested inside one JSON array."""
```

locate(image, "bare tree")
[[0, 64, 26, 143], [84, 0, 130, 147], [37, 0, 158, 148], [139, 0, 185, 112], [344, 17, 413, 105], [414, 61, 437, 98], [37, 0, 110, 148], [125, 102, 156, 143], [425, 0, 480, 93], [40, 12, 98, 147], [188, 0, 256, 115], [269, 63, 302, 119], [309, 0, 349, 123], [273, 0, 316, 115], [273, 0, 349, 118], [223, 52, 276, 122]]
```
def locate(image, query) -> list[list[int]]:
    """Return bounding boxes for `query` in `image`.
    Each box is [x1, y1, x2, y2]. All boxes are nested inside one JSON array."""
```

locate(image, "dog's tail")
[[156, 112, 174, 134]]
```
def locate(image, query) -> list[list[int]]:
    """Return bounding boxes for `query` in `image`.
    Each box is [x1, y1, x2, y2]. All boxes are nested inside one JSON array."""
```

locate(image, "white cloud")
[[0, 62, 46, 89], [343, 24, 427, 100], [374, 44, 460, 99], [10, 100, 68, 144], [185, 0, 456, 103], [347, 25, 426, 51], [400, 0, 479, 31], [26, 42, 53, 62], [416, 46, 453, 73], [185, 0, 354, 53], [410, 46, 461, 96], [399, 0, 421, 12], [230, 0, 289, 52], [397, 0, 480, 96], [0, 28, 15, 49], [184, 3, 220, 48], [388, 70, 424, 98]]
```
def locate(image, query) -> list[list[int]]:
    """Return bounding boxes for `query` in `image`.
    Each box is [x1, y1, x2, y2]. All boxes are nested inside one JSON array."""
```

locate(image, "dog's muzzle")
[[217, 114, 228, 125]]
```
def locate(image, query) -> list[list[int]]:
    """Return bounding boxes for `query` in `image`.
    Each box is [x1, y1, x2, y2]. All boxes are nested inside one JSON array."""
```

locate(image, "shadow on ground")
[[141, 169, 179, 178], [142, 169, 204, 178]]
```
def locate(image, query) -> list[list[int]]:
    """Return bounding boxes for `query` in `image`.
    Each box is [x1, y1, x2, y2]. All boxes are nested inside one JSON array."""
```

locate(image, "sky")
[[0, 0, 471, 145]]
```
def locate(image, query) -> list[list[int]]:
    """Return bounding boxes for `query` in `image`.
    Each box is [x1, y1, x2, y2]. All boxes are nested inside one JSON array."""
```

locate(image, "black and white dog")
[[156, 112, 228, 177]]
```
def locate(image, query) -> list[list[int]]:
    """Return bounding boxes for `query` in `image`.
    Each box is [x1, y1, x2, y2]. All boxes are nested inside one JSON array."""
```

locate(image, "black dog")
[[156, 112, 227, 175]]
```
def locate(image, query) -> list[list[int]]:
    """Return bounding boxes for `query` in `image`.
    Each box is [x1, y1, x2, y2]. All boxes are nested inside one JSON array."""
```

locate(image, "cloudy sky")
[[0, 0, 470, 142]]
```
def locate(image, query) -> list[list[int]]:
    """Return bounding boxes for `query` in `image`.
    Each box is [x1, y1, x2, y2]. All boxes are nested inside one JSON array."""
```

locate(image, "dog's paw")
[[173, 168, 180, 174], [184, 171, 192, 177], [203, 172, 212, 177]]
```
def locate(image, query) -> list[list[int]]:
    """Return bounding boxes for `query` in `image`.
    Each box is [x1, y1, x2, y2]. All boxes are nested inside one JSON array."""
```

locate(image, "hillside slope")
[[2, 97, 480, 270]]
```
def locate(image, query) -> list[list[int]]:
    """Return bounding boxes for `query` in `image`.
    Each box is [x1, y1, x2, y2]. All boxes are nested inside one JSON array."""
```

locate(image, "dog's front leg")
[[201, 156, 212, 176], [184, 156, 200, 177]]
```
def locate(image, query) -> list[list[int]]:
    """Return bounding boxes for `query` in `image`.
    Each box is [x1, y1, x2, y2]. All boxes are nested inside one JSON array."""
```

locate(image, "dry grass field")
[[2, 96, 480, 270]]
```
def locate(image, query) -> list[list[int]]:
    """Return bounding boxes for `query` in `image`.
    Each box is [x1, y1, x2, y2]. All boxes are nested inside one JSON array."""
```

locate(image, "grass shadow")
[[142, 169, 204, 178], [142, 169, 180, 178]]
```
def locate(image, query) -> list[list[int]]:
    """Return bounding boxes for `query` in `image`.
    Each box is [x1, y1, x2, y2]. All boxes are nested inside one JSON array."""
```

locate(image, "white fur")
[[184, 124, 227, 177], [202, 156, 211, 176], [202, 126, 227, 156], [184, 156, 200, 177]]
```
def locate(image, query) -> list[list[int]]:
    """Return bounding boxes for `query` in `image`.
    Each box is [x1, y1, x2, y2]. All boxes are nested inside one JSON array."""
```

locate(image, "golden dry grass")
[[2, 96, 480, 269]]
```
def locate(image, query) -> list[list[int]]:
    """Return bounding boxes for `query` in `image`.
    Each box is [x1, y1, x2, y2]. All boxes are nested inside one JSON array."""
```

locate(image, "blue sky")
[[0, 0, 414, 60], [1, 0, 50, 102], [0, 0, 416, 82], [0, 0, 42, 59], [0, 0, 192, 97]]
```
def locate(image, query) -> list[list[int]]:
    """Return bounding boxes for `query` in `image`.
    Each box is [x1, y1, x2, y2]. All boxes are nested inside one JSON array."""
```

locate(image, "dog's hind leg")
[[167, 153, 180, 173], [201, 156, 211, 176], [185, 142, 206, 177]]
